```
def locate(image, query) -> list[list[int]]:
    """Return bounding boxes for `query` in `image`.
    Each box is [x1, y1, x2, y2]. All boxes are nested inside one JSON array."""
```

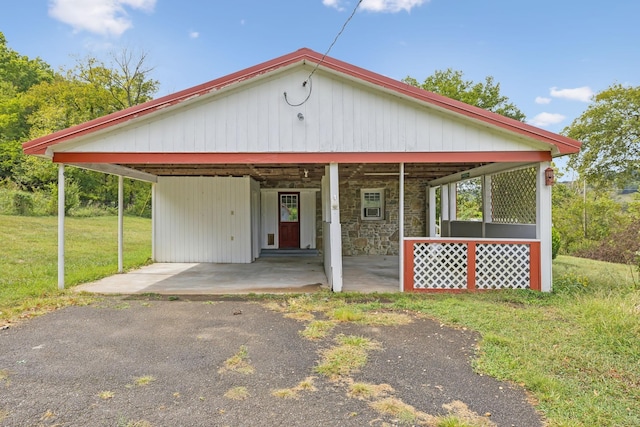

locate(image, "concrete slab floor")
[[75, 255, 400, 295]]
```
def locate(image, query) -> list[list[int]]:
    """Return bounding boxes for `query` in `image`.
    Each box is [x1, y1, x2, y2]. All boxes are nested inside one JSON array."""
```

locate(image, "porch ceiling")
[[119, 162, 488, 181]]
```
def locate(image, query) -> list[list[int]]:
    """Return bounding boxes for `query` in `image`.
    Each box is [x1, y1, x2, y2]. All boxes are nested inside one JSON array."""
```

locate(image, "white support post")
[[428, 186, 437, 237], [329, 163, 343, 292], [441, 184, 449, 237], [57, 164, 65, 290], [482, 174, 492, 238], [449, 182, 457, 221], [399, 163, 405, 292], [118, 175, 124, 273], [151, 182, 156, 261], [536, 161, 553, 292]]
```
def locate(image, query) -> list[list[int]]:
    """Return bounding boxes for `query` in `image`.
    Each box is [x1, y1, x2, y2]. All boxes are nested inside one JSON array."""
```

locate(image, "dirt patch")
[[0, 297, 542, 426]]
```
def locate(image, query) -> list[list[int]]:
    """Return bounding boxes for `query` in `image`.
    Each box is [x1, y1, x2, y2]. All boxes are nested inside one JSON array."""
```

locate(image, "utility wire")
[[284, 0, 363, 107], [306, 0, 363, 82]]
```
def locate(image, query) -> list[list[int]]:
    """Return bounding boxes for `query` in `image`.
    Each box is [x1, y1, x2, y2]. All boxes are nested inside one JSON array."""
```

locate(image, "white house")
[[23, 48, 581, 293]]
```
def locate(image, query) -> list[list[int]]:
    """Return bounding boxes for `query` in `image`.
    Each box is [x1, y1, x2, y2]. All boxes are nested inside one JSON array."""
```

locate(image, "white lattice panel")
[[475, 244, 530, 289], [413, 243, 468, 289], [491, 167, 536, 224]]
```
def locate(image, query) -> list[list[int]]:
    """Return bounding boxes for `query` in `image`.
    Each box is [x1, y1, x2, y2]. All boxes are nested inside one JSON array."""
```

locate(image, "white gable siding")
[[154, 176, 252, 263], [56, 68, 547, 155]]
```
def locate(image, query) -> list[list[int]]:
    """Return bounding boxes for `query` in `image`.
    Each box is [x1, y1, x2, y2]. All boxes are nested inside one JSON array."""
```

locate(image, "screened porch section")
[[403, 164, 551, 292]]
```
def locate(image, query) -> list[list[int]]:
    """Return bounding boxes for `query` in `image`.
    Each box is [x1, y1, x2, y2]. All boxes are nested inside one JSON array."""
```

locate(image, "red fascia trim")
[[23, 47, 581, 156], [52, 151, 552, 164]]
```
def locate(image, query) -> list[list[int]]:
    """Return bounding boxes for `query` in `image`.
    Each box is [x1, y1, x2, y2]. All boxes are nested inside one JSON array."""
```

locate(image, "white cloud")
[[189, 31, 200, 39], [535, 96, 551, 105], [323, 0, 345, 11], [323, 0, 428, 13], [550, 86, 594, 102], [48, 0, 156, 37], [528, 112, 566, 127]]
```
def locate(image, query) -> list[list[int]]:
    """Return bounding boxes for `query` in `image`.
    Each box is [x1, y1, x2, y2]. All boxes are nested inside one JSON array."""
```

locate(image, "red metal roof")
[[22, 47, 581, 156]]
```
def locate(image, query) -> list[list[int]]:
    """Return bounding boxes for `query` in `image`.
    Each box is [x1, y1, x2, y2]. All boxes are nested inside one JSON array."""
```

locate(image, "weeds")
[[98, 390, 115, 399], [133, 376, 155, 387], [300, 320, 336, 340], [219, 345, 254, 374], [224, 386, 250, 400], [315, 335, 381, 379], [271, 376, 317, 400]]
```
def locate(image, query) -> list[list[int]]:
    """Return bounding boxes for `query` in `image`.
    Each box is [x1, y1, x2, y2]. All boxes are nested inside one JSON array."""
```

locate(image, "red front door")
[[279, 192, 300, 249]]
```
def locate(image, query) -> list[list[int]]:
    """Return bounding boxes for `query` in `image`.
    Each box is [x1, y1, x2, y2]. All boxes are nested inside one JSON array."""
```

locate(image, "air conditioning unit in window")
[[364, 207, 381, 218]]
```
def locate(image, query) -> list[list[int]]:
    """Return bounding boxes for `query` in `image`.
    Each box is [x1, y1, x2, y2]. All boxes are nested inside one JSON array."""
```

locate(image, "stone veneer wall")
[[260, 177, 427, 256], [340, 178, 427, 256]]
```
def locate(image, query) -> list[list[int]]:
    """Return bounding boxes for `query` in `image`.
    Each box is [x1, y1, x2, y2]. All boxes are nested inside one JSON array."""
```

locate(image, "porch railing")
[[403, 238, 541, 292]]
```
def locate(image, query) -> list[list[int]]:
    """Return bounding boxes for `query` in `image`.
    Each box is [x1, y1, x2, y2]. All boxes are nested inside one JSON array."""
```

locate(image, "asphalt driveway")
[[0, 297, 542, 426]]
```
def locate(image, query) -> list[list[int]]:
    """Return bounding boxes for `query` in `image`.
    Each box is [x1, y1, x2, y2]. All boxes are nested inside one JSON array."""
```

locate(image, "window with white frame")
[[361, 188, 384, 220]]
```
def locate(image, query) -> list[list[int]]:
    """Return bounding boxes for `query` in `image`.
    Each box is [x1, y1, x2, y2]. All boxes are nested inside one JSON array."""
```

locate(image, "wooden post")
[[399, 163, 405, 292], [118, 175, 124, 273], [536, 161, 553, 292], [329, 163, 343, 292], [57, 164, 65, 290]]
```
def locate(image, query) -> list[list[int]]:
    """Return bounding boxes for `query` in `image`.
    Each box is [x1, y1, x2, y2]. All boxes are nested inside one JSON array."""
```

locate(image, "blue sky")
[[1, 0, 639, 142]]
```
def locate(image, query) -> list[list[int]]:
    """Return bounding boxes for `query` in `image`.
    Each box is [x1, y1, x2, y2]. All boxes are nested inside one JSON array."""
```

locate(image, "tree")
[[403, 68, 526, 121], [0, 32, 54, 180], [565, 84, 640, 188]]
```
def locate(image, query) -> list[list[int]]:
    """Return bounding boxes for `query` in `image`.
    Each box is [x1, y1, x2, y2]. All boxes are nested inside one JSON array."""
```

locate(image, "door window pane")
[[280, 195, 298, 222]]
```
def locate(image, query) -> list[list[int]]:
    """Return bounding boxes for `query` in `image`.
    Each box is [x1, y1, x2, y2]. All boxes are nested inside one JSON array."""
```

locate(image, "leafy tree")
[[403, 68, 526, 121], [1, 37, 158, 215], [0, 32, 54, 180], [565, 84, 640, 188]]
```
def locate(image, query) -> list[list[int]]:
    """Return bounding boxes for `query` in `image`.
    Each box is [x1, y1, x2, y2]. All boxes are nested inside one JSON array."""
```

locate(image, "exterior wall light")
[[545, 167, 555, 186], [297, 112, 304, 121]]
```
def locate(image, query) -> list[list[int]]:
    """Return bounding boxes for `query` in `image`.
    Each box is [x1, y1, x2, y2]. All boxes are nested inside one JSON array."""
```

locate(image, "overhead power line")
[[284, 0, 364, 107]]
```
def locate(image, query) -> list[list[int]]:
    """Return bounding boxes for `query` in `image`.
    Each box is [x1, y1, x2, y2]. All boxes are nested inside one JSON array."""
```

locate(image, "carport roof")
[[22, 47, 581, 157]]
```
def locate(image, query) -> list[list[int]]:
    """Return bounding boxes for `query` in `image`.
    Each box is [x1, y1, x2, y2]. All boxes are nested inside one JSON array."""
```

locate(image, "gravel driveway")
[[0, 297, 542, 426]]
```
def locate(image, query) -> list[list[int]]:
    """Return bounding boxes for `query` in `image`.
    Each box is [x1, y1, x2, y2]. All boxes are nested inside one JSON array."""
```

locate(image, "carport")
[[22, 48, 580, 293]]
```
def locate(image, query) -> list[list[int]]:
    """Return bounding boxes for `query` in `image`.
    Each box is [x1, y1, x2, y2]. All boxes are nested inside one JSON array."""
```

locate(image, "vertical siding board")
[[236, 91, 249, 152], [383, 100, 392, 151], [317, 77, 333, 151], [342, 84, 354, 151], [332, 80, 344, 151], [430, 115, 444, 151], [406, 106, 417, 151], [415, 108, 428, 151]]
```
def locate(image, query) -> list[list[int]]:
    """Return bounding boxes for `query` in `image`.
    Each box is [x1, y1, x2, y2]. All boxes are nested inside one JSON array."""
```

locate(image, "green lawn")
[[1, 216, 638, 426], [0, 215, 151, 320], [390, 255, 640, 427]]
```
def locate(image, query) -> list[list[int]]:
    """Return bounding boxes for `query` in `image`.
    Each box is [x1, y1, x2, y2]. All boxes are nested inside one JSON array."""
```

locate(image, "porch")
[[75, 255, 401, 295]]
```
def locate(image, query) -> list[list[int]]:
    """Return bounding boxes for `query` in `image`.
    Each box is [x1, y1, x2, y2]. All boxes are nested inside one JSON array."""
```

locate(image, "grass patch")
[[315, 334, 381, 379], [348, 382, 394, 400], [0, 215, 151, 324], [370, 397, 434, 426], [271, 376, 317, 399], [98, 390, 115, 399], [133, 375, 155, 387], [284, 312, 315, 321], [224, 386, 250, 400], [0, 369, 8, 383], [300, 320, 336, 340], [438, 401, 495, 427], [219, 345, 254, 375]]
